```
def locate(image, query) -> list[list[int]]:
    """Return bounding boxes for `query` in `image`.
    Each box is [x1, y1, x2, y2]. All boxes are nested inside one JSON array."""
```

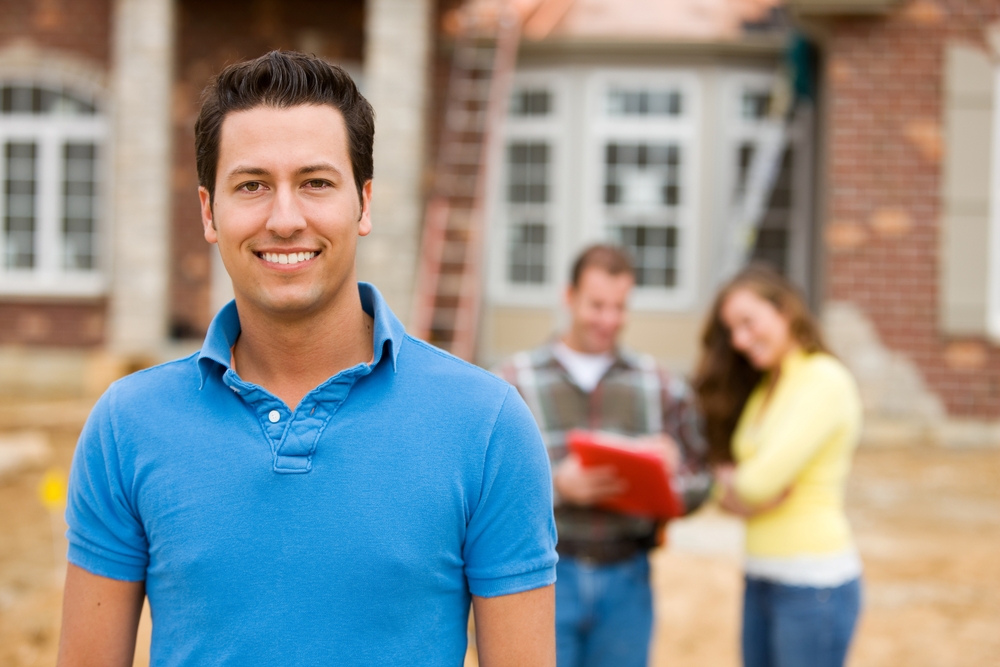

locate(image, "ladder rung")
[[446, 209, 473, 231], [432, 309, 459, 330], [455, 45, 496, 70], [446, 109, 487, 132], [441, 241, 467, 264], [442, 142, 482, 166], [453, 79, 492, 102], [437, 174, 478, 197], [435, 274, 464, 297]]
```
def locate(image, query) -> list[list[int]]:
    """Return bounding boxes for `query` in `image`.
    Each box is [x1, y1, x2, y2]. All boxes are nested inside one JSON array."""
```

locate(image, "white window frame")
[[0, 82, 108, 297], [719, 71, 779, 211], [987, 67, 1000, 341], [583, 68, 701, 311], [488, 70, 569, 307]]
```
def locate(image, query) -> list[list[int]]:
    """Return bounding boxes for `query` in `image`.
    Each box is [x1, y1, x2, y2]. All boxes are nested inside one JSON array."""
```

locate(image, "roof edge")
[[784, 0, 903, 17], [517, 34, 789, 58]]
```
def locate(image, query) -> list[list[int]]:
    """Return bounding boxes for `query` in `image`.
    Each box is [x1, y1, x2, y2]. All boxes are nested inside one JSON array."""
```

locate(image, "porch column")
[[108, 0, 175, 354], [359, 0, 433, 327]]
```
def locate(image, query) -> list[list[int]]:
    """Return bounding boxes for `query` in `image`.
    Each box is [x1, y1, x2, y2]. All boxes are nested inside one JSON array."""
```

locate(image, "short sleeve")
[[463, 388, 558, 598], [65, 388, 149, 581]]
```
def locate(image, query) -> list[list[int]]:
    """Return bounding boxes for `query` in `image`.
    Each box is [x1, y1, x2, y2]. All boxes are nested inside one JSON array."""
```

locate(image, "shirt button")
[[268, 410, 280, 423]]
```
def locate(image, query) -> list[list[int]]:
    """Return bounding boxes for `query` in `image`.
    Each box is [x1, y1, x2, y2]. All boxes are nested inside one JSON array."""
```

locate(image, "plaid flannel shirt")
[[493, 343, 712, 549]]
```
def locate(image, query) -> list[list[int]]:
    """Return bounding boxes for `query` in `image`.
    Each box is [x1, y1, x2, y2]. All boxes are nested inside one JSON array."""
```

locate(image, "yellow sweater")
[[732, 350, 862, 557]]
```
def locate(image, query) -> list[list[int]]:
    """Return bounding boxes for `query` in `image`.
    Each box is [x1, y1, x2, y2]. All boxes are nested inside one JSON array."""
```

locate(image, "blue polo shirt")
[[66, 283, 557, 666]]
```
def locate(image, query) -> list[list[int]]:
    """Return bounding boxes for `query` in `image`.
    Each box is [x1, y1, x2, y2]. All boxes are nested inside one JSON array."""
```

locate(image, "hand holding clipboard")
[[566, 430, 684, 520]]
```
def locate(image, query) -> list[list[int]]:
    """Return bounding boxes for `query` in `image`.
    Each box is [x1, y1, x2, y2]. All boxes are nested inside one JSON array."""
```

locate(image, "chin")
[[255, 290, 327, 315]]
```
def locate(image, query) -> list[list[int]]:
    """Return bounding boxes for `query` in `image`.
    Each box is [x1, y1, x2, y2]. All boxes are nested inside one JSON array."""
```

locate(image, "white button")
[[268, 410, 280, 423]]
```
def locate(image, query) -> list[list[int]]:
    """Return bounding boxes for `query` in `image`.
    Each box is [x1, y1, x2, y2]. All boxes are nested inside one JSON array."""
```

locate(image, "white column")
[[359, 0, 433, 327], [108, 0, 174, 354]]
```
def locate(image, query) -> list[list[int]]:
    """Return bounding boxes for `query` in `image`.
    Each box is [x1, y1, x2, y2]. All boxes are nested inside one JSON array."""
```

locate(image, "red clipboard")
[[567, 429, 684, 520]]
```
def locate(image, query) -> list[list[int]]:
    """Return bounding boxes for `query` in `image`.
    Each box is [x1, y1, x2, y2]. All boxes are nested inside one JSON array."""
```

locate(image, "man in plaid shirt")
[[493, 245, 712, 667]]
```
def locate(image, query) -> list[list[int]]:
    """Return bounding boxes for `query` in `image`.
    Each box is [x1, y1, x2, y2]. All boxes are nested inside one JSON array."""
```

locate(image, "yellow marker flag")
[[39, 468, 68, 512]]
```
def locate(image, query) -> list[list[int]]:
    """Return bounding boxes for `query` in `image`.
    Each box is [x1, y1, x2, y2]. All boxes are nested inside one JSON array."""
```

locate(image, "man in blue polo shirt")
[[57, 51, 557, 667]]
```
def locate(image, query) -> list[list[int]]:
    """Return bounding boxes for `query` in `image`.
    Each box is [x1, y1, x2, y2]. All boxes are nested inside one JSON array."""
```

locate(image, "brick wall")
[[0, 300, 106, 347], [823, 0, 1000, 417], [169, 0, 366, 339], [0, 0, 112, 347], [0, 0, 111, 67]]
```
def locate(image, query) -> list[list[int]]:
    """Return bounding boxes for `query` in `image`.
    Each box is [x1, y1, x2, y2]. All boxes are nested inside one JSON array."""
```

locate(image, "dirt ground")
[[1, 399, 998, 666]]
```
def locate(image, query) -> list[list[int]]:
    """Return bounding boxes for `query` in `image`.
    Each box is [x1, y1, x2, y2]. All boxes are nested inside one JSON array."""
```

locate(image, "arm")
[[661, 374, 713, 514], [57, 564, 145, 667], [714, 463, 789, 518], [552, 454, 627, 506], [733, 367, 851, 505], [473, 585, 555, 667]]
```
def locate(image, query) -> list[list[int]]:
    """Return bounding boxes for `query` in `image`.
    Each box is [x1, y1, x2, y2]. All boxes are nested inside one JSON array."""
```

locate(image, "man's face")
[[565, 268, 634, 354], [200, 104, 371, 319]]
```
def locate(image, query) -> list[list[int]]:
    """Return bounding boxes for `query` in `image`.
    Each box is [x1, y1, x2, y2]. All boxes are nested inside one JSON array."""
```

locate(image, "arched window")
[[0, 81, 106, 295]]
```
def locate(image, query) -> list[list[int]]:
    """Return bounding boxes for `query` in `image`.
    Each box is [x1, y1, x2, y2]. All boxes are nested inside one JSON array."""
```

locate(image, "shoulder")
[[798, 353, 860, 402], [398, 335, 514, 405], [99, 353, 201, 420], [108, 352, 200, 397], [800, 353, 853, 384], [397, 337, 548, 440], [492, 345, 553, 373], [619, 348, 693, 400]]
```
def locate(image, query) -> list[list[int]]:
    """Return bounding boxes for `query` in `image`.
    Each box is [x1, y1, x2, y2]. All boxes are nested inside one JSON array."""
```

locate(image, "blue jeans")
[[742, 576, 862, 667], [555, 552, 653, 667]]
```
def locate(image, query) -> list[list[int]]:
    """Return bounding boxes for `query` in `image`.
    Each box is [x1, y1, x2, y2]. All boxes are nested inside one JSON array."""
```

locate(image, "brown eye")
[[244, 182, 260, 192]]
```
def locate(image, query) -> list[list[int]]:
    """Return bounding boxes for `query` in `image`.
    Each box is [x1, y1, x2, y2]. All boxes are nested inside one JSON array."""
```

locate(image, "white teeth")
[[260, 251, 317, 265]]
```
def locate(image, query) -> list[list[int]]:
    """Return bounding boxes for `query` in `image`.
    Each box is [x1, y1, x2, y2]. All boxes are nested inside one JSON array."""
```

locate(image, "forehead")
[[721, 287, 773, 319], [216, 104, 351, 173], [575, 268, 634, 295]]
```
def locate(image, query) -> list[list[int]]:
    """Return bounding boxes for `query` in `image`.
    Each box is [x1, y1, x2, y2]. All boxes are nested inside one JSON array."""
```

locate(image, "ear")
[[357, 180, 373, 237], [199, 186, 217, 244], [563, 284, 575, 308]]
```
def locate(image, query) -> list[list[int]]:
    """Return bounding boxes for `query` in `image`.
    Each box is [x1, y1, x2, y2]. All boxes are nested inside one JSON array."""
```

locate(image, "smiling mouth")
[[255, 251, 320, 265]]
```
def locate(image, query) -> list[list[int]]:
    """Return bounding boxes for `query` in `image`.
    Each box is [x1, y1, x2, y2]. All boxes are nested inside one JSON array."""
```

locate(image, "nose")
[[265, 185, 307, 238], [730, 326, 752, 354]]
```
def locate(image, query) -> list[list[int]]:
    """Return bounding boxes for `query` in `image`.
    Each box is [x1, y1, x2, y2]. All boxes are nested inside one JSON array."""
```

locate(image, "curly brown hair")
[[692, 264, 829, 463]]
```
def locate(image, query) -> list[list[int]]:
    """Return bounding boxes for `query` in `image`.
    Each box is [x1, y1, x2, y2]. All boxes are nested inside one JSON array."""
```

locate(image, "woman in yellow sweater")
[[694, 265, 863, 667]]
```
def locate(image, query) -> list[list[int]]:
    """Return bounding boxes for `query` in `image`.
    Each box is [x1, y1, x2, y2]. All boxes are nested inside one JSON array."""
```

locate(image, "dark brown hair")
[[692, 264, 830, 462], [194, 50, 374, 205], [570, 244, 635, 287]]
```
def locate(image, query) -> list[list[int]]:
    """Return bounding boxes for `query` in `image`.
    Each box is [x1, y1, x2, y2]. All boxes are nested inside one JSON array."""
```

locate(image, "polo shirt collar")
[[197, 281, 404, 388]]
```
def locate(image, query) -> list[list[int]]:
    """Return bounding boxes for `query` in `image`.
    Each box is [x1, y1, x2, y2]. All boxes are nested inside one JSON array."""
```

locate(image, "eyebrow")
[[225, 163, 345, 180], [226, 166, 270, 179], [296, 163, 344, 179]]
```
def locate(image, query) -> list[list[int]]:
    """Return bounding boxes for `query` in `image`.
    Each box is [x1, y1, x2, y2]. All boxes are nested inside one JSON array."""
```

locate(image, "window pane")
[[734, 142, 755, 201], [604, 141, 681, 209], [63, 143, 98, 270], [618, 225, 678, 287], [1, 84, 96, 116], [510, 88, 551, 117], [507, 141, 549, 204], [750, 228, 788, 275], [608, 88, 683, 117], [4, 142, 37, 269], [508, 223, 547, 284], [741, 91, 771, 120]]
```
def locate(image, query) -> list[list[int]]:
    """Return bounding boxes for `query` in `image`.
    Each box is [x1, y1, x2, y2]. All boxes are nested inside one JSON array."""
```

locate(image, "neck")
[[766, 343, 803, 391], [560, 332, 613, 356], [232, 281, 374, 410]]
